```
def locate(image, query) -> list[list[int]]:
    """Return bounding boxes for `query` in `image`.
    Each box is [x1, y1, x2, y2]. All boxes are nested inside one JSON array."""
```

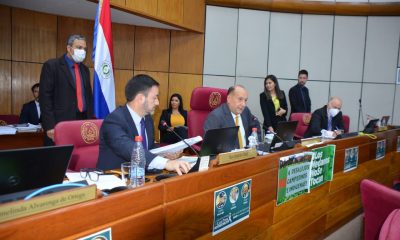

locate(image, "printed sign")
[[213, 179, 251, 235], [376, 140, 386, 160], [277, 152, 313, 205], [78, 228, 112, 240], [310, 145, 336, 189], [344, 146, 359, 172]]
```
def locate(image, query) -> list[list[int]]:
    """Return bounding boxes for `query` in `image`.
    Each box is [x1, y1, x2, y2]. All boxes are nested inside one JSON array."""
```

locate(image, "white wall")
[[203, 6, 400, 131]]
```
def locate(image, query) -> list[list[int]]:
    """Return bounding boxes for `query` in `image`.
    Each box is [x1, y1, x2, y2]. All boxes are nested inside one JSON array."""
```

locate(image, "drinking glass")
[[121, 162, 131, 186]]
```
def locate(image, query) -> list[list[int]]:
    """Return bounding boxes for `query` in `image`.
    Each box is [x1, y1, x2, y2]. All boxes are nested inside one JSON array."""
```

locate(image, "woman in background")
[[158, 93, 188, 144], [259, 74, 288, 132]]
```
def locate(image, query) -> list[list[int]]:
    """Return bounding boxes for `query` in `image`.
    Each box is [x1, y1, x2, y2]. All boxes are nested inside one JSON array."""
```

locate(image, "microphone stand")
[[161, 121, 201, 172], [358, 98, 364, 132]]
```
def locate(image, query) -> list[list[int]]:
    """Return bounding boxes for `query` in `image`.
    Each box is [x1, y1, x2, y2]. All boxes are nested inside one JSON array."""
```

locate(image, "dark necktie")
[[73, 63, 83, 112], [140, 118, 148, 150]]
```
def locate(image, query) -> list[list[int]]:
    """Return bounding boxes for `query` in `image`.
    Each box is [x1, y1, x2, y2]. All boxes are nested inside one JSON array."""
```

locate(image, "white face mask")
[[71, 49, 86, 63], [328, 108, 340, 117]]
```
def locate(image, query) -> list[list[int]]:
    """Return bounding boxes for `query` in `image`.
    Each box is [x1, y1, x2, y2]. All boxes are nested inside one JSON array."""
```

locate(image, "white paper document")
[[0, 126, 17, 135], [150, 136, 203, 155], [15, 123, 42, 132], [66, 172, 126, 190]]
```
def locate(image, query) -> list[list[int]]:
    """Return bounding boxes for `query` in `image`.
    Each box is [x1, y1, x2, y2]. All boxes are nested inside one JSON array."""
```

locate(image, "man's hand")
[[47, 129, 54, 140], [165, 160, 190, 175], [162, 150, 183, 160]]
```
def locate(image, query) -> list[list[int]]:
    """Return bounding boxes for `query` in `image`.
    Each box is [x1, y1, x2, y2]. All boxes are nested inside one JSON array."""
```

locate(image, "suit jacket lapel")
[[59, 56, 76, 90]]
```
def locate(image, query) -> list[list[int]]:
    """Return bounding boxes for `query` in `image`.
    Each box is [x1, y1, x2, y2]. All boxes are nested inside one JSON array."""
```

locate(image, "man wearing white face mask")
[[39, 34, 93, 145], [304, 97, 344, 138]]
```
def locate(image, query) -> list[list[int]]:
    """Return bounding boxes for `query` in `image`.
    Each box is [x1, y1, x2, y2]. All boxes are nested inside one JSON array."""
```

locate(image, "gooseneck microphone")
[[160, 121, 201, 172]]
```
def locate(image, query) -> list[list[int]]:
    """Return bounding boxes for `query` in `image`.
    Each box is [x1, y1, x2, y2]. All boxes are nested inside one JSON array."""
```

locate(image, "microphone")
[[160, 121, 201, 172]]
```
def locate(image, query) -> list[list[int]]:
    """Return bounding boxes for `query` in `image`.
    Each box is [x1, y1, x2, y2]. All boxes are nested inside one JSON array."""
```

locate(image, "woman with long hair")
[[259, 74, 288, 132], [158, 93, 188, 144]]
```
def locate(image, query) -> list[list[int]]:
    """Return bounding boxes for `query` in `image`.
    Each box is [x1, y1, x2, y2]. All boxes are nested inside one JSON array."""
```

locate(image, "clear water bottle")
[[130, 136, 146, 188], [248, 128, 259, 149]]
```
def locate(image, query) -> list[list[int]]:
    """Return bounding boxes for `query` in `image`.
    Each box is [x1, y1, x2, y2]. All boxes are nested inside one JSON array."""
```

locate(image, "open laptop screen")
[[200, 126, 239, 157], [0, 145, 73, 195]]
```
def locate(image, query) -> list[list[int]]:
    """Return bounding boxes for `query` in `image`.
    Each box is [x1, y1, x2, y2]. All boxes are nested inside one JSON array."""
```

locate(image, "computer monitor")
[[363, 119, 379, 134], [199, 126, 239, 157], [271, 121, 298, 144], [0, 145, 73, 195]]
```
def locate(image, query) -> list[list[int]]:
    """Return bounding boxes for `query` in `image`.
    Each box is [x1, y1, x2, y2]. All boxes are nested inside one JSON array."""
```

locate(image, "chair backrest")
[[188, 87, 228, 138], [0, 115, 19, 126], [54, 119, 103, 171], [360, 179, 400, 240], [289, 113, 311, 138], [342, 114, 350, 133]]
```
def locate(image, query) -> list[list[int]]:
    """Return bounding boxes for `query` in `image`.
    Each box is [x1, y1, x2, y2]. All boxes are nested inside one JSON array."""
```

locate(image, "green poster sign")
[[310, 145, 336, 189], [277, 153, 313, 205], [213, 179, 251, 235]]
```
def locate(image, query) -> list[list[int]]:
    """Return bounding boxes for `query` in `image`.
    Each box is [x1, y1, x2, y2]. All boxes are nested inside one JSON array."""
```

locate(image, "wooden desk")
[[0, 132, 44, 150], [0, 129, 399, 239]]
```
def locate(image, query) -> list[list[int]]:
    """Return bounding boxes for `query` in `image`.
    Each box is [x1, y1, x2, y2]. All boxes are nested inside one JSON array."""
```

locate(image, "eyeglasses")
[[80, 168, 104, 182]]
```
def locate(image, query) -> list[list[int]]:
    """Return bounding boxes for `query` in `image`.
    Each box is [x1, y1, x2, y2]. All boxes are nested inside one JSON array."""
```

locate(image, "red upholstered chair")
[[361, 179, 400, 240], [289, 113, 311, 139], [342, 114, 350, 133], [54, 120, 103, 171], [0, 115, 20, 126], [188, 87, 228, 139]]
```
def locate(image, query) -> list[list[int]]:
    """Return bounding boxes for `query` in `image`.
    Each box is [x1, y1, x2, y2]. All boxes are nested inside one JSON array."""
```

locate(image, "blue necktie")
[[328, 116, 332, 131], [140, 118, 148, 150]]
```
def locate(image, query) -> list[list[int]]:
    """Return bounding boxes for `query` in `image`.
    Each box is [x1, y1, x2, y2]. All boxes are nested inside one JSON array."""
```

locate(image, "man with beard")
[[289, 69, 311, 115], [97, 74, 190, 175]]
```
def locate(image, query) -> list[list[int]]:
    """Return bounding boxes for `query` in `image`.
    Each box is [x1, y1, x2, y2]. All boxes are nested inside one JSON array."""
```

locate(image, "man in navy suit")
[[203, 85, 261, 149], [97, 74, 190, 174], [19, 83, 41, 125]]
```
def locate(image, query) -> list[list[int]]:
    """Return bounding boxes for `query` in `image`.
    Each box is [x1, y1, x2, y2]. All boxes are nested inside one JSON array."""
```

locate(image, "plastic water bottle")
[[130, 136, 146, 188], [248, 128, 259, 149]]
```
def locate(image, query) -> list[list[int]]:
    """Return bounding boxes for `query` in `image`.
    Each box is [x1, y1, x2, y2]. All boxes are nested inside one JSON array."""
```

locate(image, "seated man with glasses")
[[304, 96, 344, 138]]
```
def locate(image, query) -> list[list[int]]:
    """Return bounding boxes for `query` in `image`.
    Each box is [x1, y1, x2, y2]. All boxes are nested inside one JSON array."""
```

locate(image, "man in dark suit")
[[97, 74, 190, 175], [289, 69, 311, 115], [39, 34, 93, 145], [19, 83, 41, 125], [304, 97, 344, 138], [204, 85, 261, 149]]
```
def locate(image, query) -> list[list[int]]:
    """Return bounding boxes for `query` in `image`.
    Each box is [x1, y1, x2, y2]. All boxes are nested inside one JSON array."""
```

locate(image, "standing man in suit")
[[204, 85, 261, 149], [289, 69, 311, 115], [304, 97, 344, 138], [39, 34, 93, 145], [97, 74, 190, 174], [19, 83, 41, 125]]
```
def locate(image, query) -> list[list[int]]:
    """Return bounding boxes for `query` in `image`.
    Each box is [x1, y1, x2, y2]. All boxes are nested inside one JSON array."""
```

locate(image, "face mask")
[[71, 49, 86, 63], [328, 108, 340, 117]]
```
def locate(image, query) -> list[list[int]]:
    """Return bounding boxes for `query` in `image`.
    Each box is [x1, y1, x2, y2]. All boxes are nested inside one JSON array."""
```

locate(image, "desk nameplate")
[[217, 149, 257, 165], [0, 185, 97, 223]]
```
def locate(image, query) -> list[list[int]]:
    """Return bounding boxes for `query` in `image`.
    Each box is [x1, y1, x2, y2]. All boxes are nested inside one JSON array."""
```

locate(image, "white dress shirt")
[[126, 104, 167, 169]]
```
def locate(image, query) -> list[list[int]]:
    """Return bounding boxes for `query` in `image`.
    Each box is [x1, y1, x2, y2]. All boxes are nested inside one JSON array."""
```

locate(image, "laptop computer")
[[0, 145, 73, 195], [270, 121, 298, 149], [363, 119, 379, 134]]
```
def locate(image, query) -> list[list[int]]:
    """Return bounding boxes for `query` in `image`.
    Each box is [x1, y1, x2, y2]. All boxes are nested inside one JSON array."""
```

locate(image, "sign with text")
[[310, 145, 336, 189], [344, 146, 359, 172], [213, 179, 251, 235], [376, 140, 386, 160], [277, 152, 313, 205]]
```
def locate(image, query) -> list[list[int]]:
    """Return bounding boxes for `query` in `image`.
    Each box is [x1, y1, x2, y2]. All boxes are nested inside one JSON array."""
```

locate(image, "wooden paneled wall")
[[0, 5, 204, 140], [207, 0, 400, 16]]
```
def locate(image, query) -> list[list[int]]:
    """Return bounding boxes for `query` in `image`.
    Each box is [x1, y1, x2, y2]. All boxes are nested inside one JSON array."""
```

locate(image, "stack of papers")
[[14, 123, 41, 133], [150, 136, 202, 155], [0, 126, 17, 135]]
